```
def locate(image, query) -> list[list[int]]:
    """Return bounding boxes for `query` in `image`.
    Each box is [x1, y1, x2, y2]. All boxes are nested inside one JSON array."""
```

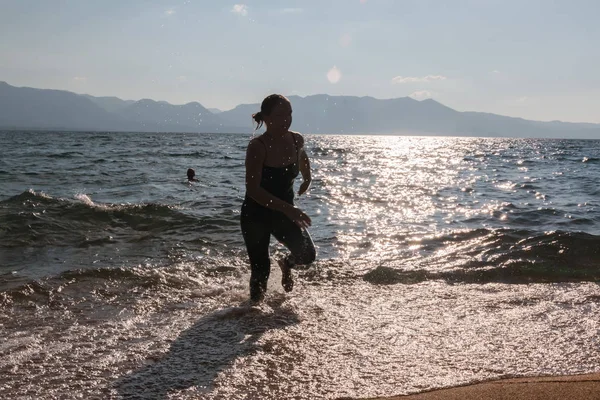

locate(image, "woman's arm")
[[295, 133, 312, 196]]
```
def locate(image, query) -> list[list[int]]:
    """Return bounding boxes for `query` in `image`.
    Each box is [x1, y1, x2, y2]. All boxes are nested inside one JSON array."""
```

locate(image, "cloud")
[[491, 70, 501, 74], [73, 76, 87, 82], [409, 90, 433, 99], [327, 66, 342, 84], [165, 9, 175, 16], [391, 75, 447, 84], [231, 4, 248, 16], [176, 75, 187, 82], [516, 96, 528, 103], [279, 8, 303, 14]]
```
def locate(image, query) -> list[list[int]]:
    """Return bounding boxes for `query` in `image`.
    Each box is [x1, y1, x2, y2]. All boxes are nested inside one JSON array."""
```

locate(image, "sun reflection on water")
[[303, 135, 592, 264], [314, 136, 470, 260]]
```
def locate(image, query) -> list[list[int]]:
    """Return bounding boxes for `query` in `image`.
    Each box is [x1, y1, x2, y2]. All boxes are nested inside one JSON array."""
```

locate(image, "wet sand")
[[356, 373, 600, 400]]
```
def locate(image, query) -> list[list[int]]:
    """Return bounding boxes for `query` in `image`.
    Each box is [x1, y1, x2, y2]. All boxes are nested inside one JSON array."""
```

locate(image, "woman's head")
[[252, 94, 292, 133]]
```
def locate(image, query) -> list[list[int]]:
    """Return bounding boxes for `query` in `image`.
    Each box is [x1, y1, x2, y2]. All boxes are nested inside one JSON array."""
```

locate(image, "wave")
[[461, 206, 597, 229], [0, 260, 244, 307], [363, 229, 600, 285], [582, 157, 600, 163], [47, 151, 84, 158], [310, 146, 350, 156], [4, 226, 600, 307], [163, 151, 211, 157], [0, 190, 234, 248]]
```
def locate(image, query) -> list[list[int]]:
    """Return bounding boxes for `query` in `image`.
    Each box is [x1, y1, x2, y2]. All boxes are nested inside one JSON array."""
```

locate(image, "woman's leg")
[[271, 213, 316, 291], [241, 206, 272, 301]]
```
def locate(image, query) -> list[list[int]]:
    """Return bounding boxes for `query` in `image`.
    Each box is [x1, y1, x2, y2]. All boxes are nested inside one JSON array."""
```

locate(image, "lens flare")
[[327, 66, 342, 84]]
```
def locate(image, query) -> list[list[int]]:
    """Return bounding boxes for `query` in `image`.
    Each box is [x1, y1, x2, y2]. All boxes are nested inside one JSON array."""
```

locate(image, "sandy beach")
[[357, 373, 600, 400]]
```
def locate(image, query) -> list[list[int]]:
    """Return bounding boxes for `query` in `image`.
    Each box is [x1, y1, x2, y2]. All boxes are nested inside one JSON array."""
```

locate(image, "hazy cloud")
[[231, 4, 248, 16], [165, 9, 176, 16], [73, 77, 87, 82], [410, 90, 433, 99], [391, 75, 447, 84]]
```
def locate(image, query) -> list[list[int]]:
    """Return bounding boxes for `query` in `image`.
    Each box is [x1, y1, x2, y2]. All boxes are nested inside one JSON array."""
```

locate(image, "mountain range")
[[1, 81, 599, 139]]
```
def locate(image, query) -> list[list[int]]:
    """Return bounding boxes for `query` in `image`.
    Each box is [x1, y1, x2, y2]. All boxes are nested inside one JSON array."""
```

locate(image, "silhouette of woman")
[[241, 94, 316, 301]]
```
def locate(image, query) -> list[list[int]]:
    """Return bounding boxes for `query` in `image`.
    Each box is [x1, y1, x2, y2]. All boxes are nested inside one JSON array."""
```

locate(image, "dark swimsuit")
[[240, 133, 316, 300]]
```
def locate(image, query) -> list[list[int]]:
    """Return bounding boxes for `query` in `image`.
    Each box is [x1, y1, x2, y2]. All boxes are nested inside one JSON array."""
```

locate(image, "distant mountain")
[[115, 99, 226, 132], [0, 81, 135, 131], [208, 108, 223, 114], [0, 82, 240, 133], [1, 81, 599, 138], [221, 95, 600, 138], [80, 94, 135, 113]]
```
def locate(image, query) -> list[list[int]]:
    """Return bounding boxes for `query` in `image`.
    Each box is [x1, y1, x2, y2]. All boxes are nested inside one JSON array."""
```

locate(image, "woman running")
[[241, 94, 316, 302]]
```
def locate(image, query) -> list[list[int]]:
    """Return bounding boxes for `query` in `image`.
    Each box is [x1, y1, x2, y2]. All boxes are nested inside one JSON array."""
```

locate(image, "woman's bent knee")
[[296, 247, 316, 265]]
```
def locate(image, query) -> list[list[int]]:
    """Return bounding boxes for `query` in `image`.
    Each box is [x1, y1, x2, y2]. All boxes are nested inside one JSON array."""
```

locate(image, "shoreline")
[[353, 373, 600, 400]]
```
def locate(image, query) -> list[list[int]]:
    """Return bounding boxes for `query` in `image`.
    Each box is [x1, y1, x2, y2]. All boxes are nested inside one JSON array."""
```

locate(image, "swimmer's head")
[[187, 168, 195, 181]]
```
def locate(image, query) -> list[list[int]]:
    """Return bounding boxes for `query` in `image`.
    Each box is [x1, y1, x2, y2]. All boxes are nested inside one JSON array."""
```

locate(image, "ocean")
[[1, 131, 600, 399]]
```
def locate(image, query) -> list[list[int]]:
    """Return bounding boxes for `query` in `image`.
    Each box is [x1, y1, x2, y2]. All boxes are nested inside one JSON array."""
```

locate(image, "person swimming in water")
[[241, 94, 316, 302], [187, 168, 199, 182]]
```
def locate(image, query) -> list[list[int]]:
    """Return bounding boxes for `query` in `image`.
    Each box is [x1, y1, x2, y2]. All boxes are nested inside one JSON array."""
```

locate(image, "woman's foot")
[[278, 259, 294, 292], [250, 290, 265, 303], [250, 281, 266, 302]]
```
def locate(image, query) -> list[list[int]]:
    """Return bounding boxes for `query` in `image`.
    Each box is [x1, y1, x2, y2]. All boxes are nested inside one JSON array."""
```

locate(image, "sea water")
[[1, 131, 600, 399]]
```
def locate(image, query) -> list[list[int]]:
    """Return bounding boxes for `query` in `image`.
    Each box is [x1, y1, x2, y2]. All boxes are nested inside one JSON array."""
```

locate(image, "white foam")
[[74, 192, 95, 206], [3, 262, 600, 399]]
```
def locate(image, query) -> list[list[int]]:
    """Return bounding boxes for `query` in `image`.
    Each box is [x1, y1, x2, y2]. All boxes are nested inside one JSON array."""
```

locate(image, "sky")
[[1, 0, 599, 123]]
